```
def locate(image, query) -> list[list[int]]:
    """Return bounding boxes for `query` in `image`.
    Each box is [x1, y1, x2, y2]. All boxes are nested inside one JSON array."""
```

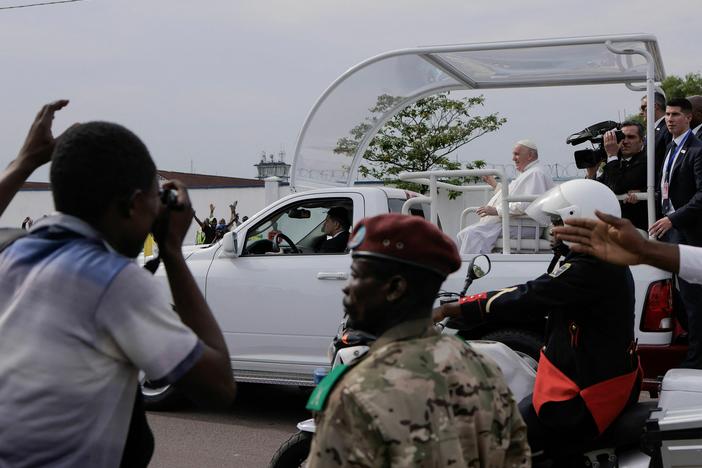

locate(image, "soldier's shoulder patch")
[[306, 364, 351, 412], [549, 262, 572, 277]]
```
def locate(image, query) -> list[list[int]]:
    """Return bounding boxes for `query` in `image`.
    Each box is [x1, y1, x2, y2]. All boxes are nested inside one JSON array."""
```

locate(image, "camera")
[[566, 121, 625, 169], [159, 188, 180, 210]]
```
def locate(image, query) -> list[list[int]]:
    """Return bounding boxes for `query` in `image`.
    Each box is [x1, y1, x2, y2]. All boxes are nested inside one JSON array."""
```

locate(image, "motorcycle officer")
[[434, 179, 641, 463]]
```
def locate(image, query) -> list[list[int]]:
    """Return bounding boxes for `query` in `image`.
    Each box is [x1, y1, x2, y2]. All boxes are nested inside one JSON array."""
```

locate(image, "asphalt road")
[[147, 383, 312, 468]]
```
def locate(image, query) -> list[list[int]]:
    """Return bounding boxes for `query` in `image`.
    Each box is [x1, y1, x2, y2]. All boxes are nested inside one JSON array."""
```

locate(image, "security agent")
[[307, 213, 529, 468], [434, 180, 640, 463], [586, 121, 647, 230], [649, 97, 702, 369], [640, 91, 672, 181]]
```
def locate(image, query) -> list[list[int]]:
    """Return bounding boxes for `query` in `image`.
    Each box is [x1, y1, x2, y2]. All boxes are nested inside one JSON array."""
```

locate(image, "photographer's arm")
[[155, 180, 236, 408], [0, 100, 69, 217]]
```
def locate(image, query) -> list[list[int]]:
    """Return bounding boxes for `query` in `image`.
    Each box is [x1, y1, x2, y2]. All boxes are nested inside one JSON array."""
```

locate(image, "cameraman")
[[586, 121, 647, 230]]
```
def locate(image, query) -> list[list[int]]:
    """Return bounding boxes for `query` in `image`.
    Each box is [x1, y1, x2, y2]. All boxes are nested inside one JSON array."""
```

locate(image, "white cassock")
[[457, 160, 555, 254]]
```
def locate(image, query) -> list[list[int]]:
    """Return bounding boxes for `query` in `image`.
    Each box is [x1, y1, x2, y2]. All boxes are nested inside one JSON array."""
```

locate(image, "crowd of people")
[[193, 202, 243, 244], [2, 90, 702, 467]]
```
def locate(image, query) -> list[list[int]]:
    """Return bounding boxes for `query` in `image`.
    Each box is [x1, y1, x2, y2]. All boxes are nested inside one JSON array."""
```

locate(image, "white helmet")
[[526, 179, 621, 225]]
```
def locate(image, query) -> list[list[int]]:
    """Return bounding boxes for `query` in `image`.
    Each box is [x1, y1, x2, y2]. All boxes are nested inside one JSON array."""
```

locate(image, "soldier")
[[306, 213, 530, 468]]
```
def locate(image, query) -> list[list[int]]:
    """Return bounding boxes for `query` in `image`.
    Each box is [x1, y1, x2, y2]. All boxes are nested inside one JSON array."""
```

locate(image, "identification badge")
[[662, 182, 669, 199], [549, 262, 572, 278]]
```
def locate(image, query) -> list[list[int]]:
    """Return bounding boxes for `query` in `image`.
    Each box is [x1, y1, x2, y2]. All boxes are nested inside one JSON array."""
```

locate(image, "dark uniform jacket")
[[596, 149, 647, 230], [458, 252, 639, 435]]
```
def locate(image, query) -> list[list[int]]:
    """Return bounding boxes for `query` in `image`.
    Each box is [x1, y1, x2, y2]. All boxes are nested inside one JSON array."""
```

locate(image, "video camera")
[[566, 121, 625, 169]]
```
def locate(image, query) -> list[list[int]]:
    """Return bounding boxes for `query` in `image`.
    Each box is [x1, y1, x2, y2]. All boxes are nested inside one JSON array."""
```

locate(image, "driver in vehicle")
[[434, 179, 641, 464], [313, 206, 351, 253]]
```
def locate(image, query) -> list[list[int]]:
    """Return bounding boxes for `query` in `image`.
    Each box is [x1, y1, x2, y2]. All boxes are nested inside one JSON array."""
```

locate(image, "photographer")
[[586, 121, 647, 230], [0, 101, 236, 467]]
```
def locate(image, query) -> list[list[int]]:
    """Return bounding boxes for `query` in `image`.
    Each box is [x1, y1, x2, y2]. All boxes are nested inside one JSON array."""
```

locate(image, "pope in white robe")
[[457, 140, 555, 254]]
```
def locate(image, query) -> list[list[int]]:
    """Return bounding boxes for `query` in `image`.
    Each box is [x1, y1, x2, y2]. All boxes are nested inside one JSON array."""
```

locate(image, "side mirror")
[[221, 231, 240, 258], [468, 254, 491, 280], [460, 254, 491, 296]]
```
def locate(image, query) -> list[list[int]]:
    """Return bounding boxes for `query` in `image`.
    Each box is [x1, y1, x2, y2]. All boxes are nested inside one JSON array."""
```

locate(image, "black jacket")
[[654, 118, 672, 181], [596, 149, 648, 230], [458, 252, 637, 431], [313, 231, 350, 253], [666, 133, 702, 245]]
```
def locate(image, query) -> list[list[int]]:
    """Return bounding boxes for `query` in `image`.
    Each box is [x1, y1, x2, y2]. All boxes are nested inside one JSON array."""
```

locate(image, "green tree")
[[334, 93, 505, 194], [661, 72, 702, 99]]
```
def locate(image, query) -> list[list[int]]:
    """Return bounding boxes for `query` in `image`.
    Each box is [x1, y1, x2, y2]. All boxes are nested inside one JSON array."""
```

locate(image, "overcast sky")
[[0, 0, 697, 183]]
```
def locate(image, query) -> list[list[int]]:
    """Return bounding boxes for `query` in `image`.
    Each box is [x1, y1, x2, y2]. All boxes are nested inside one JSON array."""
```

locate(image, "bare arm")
[[0, 100, 69, 217], [553, 211, 680, 273], [226, 202, 238, 229], [192, 212, 205, 228], [154, 180, 236, 408]]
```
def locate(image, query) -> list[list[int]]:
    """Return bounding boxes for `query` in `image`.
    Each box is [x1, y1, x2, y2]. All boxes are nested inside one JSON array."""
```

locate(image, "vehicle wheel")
[[139, 372, 187, 411], [268, 431, 312, 468], [481, 329, 542, 369]]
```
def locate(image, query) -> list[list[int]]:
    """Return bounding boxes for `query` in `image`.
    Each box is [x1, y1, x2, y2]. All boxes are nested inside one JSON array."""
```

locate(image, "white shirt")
[[679, 244, 702, 285], [0, 214, 199, 467]]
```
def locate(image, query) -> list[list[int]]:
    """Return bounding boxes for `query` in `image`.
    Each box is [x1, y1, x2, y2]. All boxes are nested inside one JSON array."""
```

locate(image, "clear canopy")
[[290, 34, 664, 191]]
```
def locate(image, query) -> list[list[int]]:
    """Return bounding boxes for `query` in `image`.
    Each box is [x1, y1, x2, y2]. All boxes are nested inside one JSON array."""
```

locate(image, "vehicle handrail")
[[400, 196, 431, 215], [400, 168, 524, 253]]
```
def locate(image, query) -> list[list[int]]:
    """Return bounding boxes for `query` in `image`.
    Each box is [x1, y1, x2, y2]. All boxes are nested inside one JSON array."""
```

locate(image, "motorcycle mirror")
[[459, 254, 491, 297], [468, 254, 491, 280]]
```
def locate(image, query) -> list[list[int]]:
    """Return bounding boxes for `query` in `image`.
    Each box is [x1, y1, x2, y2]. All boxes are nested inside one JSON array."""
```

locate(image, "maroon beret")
[[348, 213, 461, 278]]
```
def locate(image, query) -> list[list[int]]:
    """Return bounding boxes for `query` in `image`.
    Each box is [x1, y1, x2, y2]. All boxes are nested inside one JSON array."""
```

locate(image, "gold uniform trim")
[[486, 287, 518, 314]]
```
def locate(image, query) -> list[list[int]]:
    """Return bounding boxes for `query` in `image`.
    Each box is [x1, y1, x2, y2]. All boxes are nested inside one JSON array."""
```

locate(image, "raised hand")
[[553, 211, 645, 266], [17, 100, 70, 172]]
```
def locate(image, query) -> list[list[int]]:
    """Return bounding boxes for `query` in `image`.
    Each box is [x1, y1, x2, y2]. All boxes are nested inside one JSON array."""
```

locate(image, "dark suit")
[[661, 132, 702, 368], [654, 118, 673, 177], [654, 119, 673, 218], [596, 149, 648, 230], [314, 230, 350, 253], [665, 133, 702, 244]]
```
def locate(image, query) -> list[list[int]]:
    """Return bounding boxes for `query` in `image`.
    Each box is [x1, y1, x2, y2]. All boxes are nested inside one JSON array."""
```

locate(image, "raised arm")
[[153, 180, 236, 408], [226, 201, 239, 229], [192, 211, 205, 228], [0, 100, 69, 217], [553, 211, 680, 273]]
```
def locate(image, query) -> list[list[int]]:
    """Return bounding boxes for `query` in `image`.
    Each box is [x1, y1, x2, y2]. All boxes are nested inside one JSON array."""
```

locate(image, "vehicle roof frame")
[[291, 34, 664, 246]]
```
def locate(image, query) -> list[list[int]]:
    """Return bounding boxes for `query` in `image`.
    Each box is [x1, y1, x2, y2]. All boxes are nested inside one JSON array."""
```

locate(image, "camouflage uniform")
[[307, 318, 530, 468]]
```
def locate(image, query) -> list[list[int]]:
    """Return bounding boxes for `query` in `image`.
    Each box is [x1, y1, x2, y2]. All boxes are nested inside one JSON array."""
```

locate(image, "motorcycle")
[[269, 254, 702, 468]]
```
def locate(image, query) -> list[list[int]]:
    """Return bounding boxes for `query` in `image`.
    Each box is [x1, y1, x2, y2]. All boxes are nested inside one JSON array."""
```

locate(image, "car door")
[[204, 192, 365, 382]]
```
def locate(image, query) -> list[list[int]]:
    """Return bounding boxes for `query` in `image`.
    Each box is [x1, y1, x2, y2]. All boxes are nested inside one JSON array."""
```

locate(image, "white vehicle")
[[144, 34, 681, 406]]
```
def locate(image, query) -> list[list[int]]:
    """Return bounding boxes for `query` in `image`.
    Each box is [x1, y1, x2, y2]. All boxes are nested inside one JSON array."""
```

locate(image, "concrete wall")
[[1, 190, 54, 229]]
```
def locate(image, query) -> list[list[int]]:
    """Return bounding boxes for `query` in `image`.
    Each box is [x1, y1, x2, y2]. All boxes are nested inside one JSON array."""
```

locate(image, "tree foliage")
[[334, 93, 505, 194], [661, 73, 702, 99]]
